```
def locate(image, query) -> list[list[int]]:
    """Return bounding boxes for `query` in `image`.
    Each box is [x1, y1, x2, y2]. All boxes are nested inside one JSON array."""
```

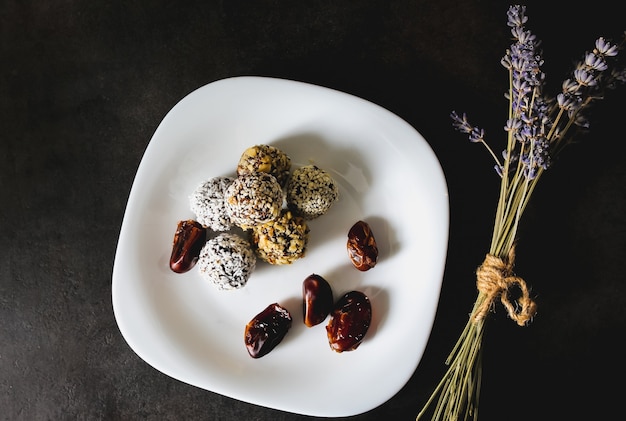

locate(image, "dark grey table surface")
[[2, 1, 625, 420]]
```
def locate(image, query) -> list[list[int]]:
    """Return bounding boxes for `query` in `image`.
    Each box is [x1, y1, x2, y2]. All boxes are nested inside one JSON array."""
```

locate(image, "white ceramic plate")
[[112, 76, 449, 417]]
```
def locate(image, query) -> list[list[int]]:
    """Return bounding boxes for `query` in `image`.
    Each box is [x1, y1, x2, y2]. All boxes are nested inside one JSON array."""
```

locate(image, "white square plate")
[[112, 76, 449, 417]]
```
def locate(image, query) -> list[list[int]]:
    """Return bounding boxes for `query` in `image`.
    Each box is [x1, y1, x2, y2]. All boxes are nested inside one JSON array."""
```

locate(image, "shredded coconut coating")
[[236, 144, 291, 186], [189, 176, 234, 231], [225, 173, 284, 229], [286, 165, 339, 220], [197, 233, 256, 290], [250, 210, 310, 265]]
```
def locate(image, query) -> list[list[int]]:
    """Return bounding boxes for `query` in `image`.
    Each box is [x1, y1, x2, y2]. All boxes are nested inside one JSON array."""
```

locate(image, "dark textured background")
[[2, 1, 625, 420]]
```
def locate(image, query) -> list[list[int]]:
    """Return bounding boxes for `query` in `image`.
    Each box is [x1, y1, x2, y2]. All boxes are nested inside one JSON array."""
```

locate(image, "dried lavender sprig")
[[488, 4, 548, 254], [457, 12, 625, 180], [423, 6, 625, 421], [502, 4, 550, 183], [454, 9, 625, 256], [549, 35, 625, 155], [450, 111, 502, 169]]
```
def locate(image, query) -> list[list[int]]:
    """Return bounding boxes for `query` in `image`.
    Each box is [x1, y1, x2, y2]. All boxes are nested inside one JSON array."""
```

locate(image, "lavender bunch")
[[417, 5, 624, 421]]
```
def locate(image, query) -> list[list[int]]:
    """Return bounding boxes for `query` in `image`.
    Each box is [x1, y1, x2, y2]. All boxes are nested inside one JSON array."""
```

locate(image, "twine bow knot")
[[472, 247, 537, 326]]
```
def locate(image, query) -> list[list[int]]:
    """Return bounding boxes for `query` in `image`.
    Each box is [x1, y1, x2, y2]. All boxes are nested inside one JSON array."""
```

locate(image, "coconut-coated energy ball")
[[286, 165, 339, 220], [225, 172, 284, 229], [197, 233, 257, 290], [250, 210, 310, 265], [189, 176, 235, 231], [236, 144, 291, 186]]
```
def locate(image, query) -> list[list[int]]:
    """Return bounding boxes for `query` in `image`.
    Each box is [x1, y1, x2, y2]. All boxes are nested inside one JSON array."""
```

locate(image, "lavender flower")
[[452, 4, 625, 180], [554, 36, 623, 131], [451, 111, 502, 171], [450, 111, 484, 143]]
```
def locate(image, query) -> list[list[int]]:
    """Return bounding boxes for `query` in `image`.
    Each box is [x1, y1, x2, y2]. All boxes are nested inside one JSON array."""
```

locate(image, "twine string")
[[472, 247, 537, 326]]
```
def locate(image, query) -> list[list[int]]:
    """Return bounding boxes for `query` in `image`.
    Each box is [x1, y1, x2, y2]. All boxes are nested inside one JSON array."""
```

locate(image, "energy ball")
[[237, 144, 291, 186], [225, 172, 284, 229], [189, 176, 235, 231], [197, 233, 256, 290], [286, 165, 339, 220], [250, 210, 310, 265]]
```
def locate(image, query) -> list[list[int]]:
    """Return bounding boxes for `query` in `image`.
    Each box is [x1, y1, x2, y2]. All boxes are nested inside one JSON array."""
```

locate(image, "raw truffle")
[[236, 144, 291, 186], [250, 210, 310, 265], [226, 173, 284, 229], [286, 165, 339, 220], [197, 233, 256, 290], [189, 176, 234, 231]]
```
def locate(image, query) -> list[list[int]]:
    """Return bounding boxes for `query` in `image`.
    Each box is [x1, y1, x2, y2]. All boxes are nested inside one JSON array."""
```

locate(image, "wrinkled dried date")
[[244, 303, 292, 358], [302, 274, 334, 327], [169, 220, 207, 273], [347, 220, 378, 271], [326, 290, 372, 352]]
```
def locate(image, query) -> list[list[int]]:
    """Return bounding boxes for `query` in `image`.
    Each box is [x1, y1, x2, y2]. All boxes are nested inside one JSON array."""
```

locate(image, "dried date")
[[326, 290, 372, 352], [302, 274, 334, 327], [169, 219, 206, 273], [347, 220, 378, 271], [244, 303, 292, 358]]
